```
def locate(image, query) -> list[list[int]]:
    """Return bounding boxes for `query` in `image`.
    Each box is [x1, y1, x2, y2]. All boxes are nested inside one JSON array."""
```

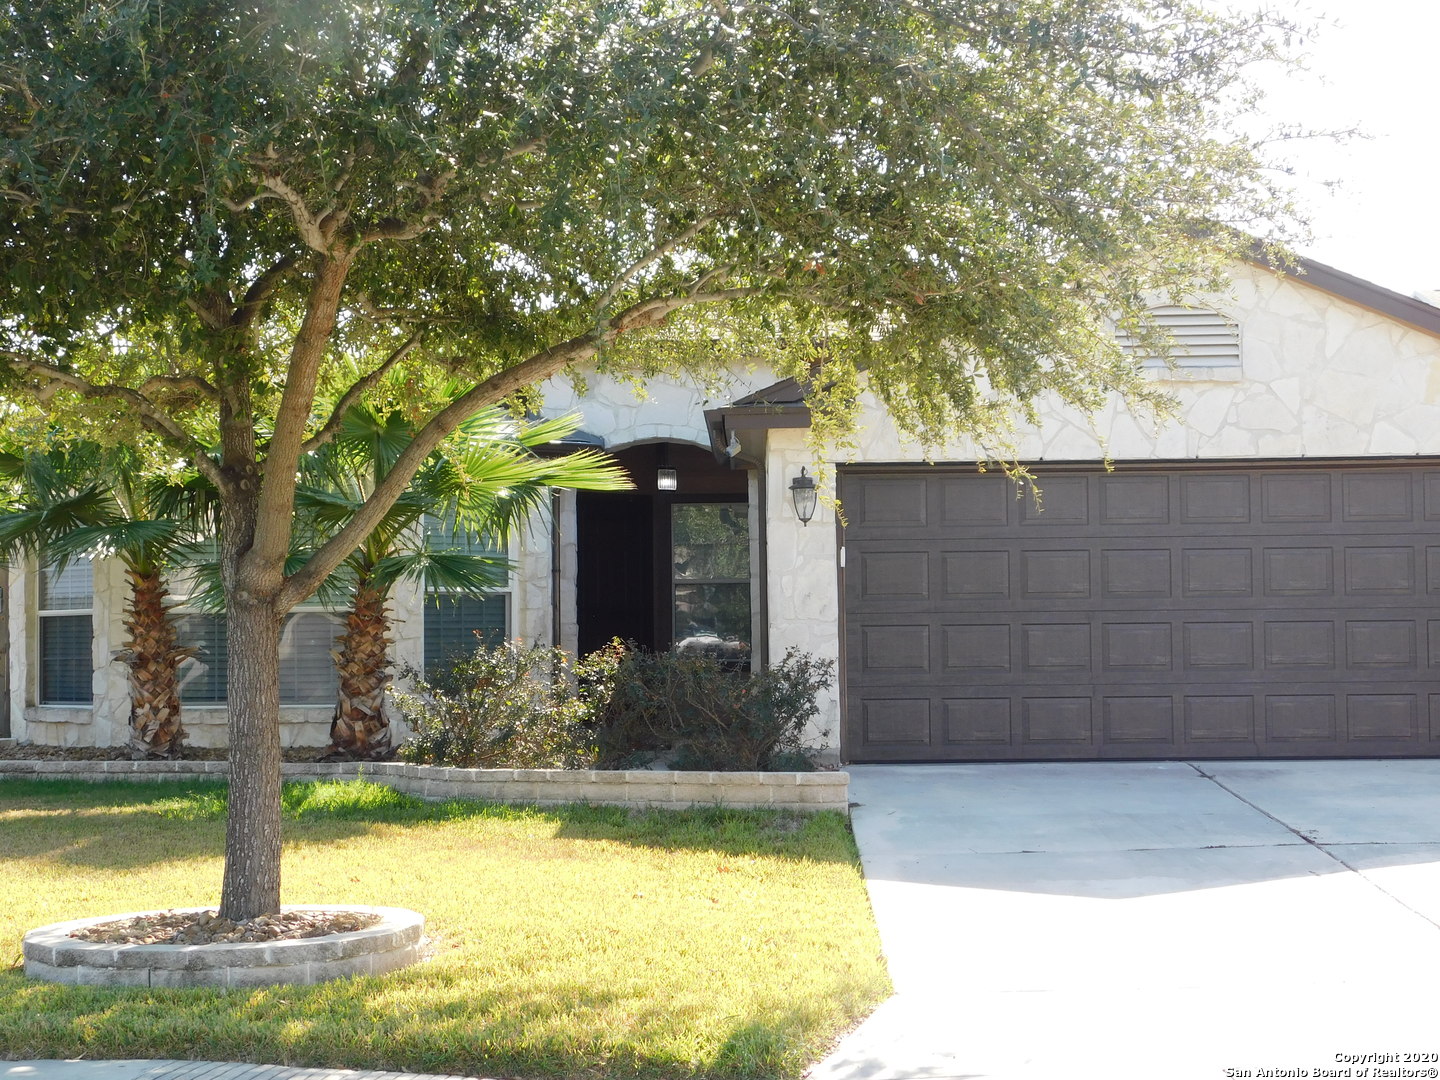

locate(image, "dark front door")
[[576, 491, 655, 655], [574, 442, 753, 659]]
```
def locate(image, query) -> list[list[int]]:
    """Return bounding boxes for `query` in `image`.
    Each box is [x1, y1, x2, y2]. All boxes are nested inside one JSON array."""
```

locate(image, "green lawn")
[[0, 778, 889, 1079]]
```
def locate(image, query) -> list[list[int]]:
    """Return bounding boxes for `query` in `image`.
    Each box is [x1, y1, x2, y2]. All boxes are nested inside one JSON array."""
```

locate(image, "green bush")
[[394, 641, 598, 768], [397, 639, 833, 772], [593, 645, 833, 771]]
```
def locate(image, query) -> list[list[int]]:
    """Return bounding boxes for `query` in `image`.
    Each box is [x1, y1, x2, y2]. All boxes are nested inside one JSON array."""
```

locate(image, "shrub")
[[394, 641, 598, 768], [593, 645, 833, 771]]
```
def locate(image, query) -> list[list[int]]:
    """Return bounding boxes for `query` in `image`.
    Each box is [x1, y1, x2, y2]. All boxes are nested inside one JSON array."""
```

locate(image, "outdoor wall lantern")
[[656, 468, 678, 491], [790, 467, 818, 525]]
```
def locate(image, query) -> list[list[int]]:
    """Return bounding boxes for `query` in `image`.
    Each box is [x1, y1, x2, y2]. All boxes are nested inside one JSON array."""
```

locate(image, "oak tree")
[[0, 0, 1300, 917]]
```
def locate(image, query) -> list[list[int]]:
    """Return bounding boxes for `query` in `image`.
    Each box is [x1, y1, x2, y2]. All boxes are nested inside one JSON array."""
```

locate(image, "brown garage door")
[[841, 462, 1440, 761]]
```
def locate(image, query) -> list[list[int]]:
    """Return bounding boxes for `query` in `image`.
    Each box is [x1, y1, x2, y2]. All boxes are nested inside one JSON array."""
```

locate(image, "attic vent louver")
[[1120, 306, 1241, 372]]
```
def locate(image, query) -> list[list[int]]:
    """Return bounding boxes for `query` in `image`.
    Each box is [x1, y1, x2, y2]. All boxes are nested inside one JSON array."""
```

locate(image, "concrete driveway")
[[810, 761, 1440, 1080]]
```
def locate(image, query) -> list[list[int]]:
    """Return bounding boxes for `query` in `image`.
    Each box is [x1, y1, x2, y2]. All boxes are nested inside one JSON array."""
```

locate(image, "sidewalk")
[[2, 1063, 492, 1080]]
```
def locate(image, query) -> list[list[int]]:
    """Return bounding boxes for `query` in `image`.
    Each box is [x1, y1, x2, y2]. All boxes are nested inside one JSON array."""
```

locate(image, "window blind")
[[424, 594, 507, 673]]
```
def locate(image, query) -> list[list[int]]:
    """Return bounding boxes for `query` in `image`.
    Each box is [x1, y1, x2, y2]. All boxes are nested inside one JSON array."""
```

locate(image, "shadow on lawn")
[[0, 965, 860, 1080], [0, 777, 857, 866]]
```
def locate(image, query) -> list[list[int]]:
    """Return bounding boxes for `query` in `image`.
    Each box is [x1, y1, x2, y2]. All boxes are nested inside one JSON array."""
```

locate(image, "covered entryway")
[[576, 441, 753, 662], [841, 461, 1440, 761]]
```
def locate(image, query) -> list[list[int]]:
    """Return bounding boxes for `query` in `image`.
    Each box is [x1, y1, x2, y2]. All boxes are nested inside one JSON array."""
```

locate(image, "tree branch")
[[250, 253, 353, 573], [138, 374, 220, 401], [233, 254, 300, 329], [4, 355, 228, 490], [275, 281, 761, 611], [300, 327, 426, 455], [256, 171, 333, 252], [186, 294, 232, 331], [356, 167, 457, 247], [596, 213, 719, 315]]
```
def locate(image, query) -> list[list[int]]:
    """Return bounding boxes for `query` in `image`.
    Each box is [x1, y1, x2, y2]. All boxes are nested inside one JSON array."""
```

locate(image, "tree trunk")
[[324, 581, 395, 760], [219, 593, 285, 921], [121, 567, 191, 759]]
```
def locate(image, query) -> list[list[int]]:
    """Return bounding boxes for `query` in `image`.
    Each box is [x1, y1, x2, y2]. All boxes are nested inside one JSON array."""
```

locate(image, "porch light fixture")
[[790, 467, 818, 525], [656, 468, 678, 491]]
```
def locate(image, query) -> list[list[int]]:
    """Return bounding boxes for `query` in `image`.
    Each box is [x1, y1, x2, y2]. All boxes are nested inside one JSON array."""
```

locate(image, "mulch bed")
[[69, 909, 383, 946]]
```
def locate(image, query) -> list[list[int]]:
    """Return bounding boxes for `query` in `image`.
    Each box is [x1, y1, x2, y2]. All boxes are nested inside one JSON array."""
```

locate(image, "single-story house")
[[6, 254, 1440, 762]]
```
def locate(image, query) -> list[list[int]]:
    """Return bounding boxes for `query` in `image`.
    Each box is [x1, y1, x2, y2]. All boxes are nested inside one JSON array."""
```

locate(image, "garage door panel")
[[1342, 472, 1413, 521], [1103, 696, 1176, 743], [1425, 475, 1440, 519], [1181, 474, 1252, 524], [1182, 548, 1254, 597], [858, 624, 931, 674], [1022, 698, 1094, 744], [1263, 621, 1337, 669], [1346, 620, 1417, 667], [1265, 695, 1339, 742], [944, 550, 1011, 599], [857, 549, 929, 601], [842, 463, 1440, 761], [1019, 476, 1089, 526], [848, 476, 929, 530], [1099, 475, 1171, 525], [1264, 547, 1334, 595], [1262, 472, 1334, 522], [1021, 550, 1091, 598], [942, 625, 1011, 672], [1102, 623, 1173, 670], [1021, 624, 1091, 671], [1344, 546, 1416, 594], [941, 475, 1013, 527], [1183, 621, 1256, 669], [1102, 548, 1173, 598], [859, 698, 932, 749], [943, 698, 1012, 745], [1347, 694, 1419, 741], [1183, 695, 1256, 744]]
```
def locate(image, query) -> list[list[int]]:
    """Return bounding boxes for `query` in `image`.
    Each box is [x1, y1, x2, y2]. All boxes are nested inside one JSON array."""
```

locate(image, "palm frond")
[[370, 548, 512, 596], [49, 519, 192, 573]]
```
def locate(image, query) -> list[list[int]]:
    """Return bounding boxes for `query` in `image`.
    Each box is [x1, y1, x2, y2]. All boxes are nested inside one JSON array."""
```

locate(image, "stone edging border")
[[0, 759, 850, 812], [23, 905, 425, 987]]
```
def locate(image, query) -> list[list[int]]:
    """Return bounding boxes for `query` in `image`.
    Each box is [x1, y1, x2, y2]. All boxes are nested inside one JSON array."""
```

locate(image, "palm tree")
[[299, 406, 631, 760], [0, 442, 214, 758]]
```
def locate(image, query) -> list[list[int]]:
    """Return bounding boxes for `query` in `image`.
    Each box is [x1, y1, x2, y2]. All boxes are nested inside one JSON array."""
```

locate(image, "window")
[[38, 559, 93, 705], [670, 502, 751, 664], [166, 536, 342, 706], [175, 610, 341, 705], [422, 515, 509, 673], [1119, 305, 1241, 375]]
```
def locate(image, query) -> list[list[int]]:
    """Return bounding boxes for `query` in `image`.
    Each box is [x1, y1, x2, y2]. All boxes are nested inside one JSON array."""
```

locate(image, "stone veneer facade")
[[7, 261, 1440, 759]]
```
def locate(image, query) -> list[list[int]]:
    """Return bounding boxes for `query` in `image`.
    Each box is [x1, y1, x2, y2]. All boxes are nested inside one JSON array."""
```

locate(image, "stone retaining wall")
[[0, 759, 850, 813], [24, 905, 424, 988]]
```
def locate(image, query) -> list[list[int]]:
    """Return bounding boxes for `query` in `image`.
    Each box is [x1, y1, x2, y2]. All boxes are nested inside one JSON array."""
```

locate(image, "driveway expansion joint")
[[1186, 760, 1440, 935]]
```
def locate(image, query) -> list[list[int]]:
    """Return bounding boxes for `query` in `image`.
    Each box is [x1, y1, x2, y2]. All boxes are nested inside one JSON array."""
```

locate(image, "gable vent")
[[1119, 306, 1241, 372]]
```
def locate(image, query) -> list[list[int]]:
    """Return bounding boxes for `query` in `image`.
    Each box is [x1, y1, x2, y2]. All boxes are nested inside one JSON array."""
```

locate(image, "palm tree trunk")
[[325, 581, 394, 760], [121, 567, 191, 759]]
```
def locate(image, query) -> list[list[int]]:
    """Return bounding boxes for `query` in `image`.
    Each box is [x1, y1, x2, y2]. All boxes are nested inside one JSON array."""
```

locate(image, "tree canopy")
[[0, 0, 1305, 917]]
